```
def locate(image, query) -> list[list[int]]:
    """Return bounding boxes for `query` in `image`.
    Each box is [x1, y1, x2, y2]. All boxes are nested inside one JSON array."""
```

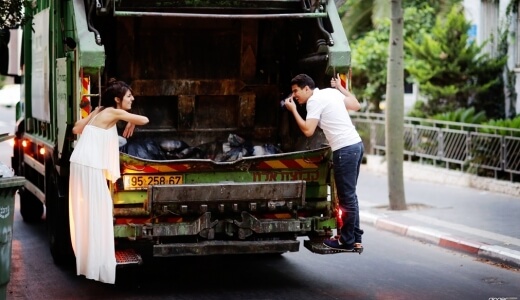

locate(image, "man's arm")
[[331, 74, 361, 111], [284, 98, 319, 137]]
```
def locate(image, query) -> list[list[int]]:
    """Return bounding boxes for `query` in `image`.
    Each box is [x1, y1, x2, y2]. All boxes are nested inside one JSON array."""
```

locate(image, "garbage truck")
[[2, 0, 353, 266]]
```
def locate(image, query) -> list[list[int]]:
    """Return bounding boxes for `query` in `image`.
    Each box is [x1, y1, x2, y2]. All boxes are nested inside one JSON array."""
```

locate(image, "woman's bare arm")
[[113, 109, 149, 125], [72, 106, 102, 134]]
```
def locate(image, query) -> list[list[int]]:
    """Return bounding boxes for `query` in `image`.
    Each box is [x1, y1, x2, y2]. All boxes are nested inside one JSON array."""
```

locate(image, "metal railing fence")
[[350, 112, 520, 182]]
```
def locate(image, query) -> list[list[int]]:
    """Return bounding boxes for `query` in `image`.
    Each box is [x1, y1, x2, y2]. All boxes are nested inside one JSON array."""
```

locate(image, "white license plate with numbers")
[[123, 175, 183, 190]]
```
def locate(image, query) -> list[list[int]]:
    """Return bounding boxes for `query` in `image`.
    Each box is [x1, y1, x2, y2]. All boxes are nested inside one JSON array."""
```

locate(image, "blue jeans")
[[333, 141, 364, 246]]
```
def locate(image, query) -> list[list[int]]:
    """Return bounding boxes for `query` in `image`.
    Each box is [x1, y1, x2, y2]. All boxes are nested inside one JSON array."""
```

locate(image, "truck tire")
[[45, 157, 75, 266], [19, 187, 44, 223]]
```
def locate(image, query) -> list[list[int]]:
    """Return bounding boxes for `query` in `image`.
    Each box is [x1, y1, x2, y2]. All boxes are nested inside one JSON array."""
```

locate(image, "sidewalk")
[[357, 155, 520, 269]]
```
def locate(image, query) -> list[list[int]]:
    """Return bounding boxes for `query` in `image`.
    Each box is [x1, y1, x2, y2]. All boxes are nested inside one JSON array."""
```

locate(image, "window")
[[516, 2, 520, 67], [480, 0, 499, 57]]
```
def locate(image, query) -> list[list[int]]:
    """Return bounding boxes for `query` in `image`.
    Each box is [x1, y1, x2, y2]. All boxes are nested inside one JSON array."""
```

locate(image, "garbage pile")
[[119, 134, 282, 161]]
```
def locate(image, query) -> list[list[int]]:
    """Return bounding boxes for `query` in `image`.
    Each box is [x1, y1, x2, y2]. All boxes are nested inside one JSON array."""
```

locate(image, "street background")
[[1, 105, 520, 299]]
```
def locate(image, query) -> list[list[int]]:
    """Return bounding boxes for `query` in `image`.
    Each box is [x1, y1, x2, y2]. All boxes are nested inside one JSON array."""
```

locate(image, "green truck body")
[[3, 0, 351, 264]]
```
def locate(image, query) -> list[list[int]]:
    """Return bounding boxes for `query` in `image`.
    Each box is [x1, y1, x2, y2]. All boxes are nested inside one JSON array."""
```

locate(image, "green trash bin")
[[0, 176, 26, 300]]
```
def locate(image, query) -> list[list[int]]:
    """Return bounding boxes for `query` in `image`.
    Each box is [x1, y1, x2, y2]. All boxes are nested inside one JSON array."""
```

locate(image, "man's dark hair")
[[291, 74, 315, 89]]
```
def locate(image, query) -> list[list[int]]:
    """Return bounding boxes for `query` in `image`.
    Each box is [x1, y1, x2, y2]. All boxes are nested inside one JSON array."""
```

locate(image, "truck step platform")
[[303, 240, 363, 255], [115, 249, 143, 267]]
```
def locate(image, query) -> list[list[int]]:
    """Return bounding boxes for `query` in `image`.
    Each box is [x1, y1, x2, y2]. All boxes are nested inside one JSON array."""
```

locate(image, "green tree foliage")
[[350, 4, 436, 112], [340, 0, 461, 39], [431, 107, 487, 124], [403, 0, 461, 15], [350, 24, 388, 112], [406, 4, 506, 118], [417, 107, 487, 131], [1, 0, 26, 30], [1, 0, 27, 78], [480, 115, 520, 137], [339, 0, 383, 40]]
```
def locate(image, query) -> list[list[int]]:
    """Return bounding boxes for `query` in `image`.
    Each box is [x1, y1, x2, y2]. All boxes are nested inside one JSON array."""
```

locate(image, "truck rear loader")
[[1, 0, 353, 266]]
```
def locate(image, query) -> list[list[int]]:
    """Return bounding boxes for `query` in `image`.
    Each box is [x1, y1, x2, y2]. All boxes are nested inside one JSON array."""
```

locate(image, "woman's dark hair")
[[290, 74, 315, 89], [101, 79, 132, 107]]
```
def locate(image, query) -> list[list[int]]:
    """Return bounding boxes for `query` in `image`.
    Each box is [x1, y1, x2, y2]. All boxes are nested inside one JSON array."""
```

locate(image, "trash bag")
[[123, 137, 166, 160]]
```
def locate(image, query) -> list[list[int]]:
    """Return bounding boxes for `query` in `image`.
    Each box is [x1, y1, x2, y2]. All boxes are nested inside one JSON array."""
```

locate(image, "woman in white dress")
[[68, 79, 149, 284]]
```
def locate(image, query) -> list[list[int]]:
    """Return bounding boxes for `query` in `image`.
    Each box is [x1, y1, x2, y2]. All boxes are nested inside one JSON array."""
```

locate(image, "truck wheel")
[[19, 187, 44, 223], [46, 160, 75, 266]]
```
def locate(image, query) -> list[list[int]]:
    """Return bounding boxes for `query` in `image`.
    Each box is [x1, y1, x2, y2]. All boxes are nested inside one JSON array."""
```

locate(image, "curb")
[[360, 211, 520, 268]]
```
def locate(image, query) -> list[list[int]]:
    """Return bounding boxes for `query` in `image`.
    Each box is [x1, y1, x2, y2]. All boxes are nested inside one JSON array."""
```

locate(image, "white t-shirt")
[[305, 88, 361, 151]]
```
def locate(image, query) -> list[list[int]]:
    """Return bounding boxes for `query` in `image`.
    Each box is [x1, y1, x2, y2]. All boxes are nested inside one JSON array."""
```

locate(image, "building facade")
[[464, 0, 520, 117]]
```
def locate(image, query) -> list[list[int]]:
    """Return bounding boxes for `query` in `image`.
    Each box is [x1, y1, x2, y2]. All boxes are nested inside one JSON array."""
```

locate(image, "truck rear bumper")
[[146, 181, 306, 214], [153, 239, 300, 256]]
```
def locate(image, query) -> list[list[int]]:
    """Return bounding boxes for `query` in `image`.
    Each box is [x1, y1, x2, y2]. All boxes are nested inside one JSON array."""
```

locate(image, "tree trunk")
[[385, 0, 406, 210]]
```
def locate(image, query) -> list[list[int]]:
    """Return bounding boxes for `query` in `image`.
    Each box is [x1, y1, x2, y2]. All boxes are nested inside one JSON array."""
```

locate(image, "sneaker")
[[332, 236, 363, 248], [331, 235, 341, 240], [323, 238, 354, 252]]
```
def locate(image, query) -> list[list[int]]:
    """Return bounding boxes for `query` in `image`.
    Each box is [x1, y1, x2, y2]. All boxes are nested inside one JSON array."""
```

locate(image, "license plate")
[[123, 175, 183, 190]]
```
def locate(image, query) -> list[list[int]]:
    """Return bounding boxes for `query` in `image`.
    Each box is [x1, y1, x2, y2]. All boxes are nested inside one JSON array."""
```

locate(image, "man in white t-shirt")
[[284, 73, 364, 252]]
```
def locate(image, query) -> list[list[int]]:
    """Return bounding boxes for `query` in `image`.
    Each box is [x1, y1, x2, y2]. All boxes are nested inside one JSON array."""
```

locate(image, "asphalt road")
[[7, 204, 520, 300], [2, 105, 520, 300]]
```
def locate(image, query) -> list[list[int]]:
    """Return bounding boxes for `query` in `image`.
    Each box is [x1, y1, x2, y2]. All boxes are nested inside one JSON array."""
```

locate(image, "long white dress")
[[69, 116, 120, 284]]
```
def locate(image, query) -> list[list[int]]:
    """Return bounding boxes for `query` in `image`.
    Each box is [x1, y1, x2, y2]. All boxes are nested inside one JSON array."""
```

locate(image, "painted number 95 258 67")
[[123, 175, 183, 189]]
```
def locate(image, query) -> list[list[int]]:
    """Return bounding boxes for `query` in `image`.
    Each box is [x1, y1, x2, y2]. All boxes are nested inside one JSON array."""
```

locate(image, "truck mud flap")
[[153, 240, 300, 257], [303, 240, 363, 255]]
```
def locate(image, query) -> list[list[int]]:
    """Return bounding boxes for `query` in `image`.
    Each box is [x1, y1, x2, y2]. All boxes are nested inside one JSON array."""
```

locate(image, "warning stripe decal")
[[257, 159, 319, 170], [122, 163, 191, 173], [122, 157, 322, 173], [80, 77, 91, 119]]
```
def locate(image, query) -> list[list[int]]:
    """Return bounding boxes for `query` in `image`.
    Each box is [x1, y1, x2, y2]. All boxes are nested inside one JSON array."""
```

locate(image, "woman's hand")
[[122, 122, 136, 138]]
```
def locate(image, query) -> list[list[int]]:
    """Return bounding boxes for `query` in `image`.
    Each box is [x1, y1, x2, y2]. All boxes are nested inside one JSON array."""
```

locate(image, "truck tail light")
[[336, 207, 343, 229]]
